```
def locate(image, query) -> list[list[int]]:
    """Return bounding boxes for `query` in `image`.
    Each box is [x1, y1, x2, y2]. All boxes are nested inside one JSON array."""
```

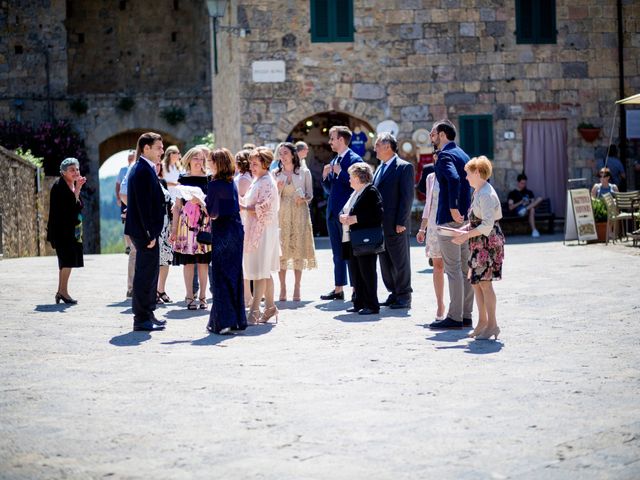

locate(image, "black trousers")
[[378, 231, 412, 301], [130, 236, 159, 324], [347, 243, 379, 311]]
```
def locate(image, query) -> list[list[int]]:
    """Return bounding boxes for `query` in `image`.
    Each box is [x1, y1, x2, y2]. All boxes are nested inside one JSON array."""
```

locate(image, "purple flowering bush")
[[0, 120, 88, 176]]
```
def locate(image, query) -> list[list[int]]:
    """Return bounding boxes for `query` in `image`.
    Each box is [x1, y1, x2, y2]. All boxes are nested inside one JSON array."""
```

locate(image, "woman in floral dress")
[[452, 156, 505, 340]]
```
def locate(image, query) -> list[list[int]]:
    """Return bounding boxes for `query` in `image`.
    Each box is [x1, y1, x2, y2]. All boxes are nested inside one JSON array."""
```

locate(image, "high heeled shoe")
[[259, 305, 279, 324], [476, 326, 500, 340], [247, 309, 262, 325], [467, 325, 487, 338], [186, 297, 197, 310], [55, 292, 77, 304], [199, 297, 208, 310]]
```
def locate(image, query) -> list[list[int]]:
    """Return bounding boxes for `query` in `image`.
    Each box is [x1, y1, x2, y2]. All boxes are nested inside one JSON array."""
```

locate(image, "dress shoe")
[[133, 321, 165, 332], [429, 317, 463, 329], [380, 295, 397, 307], [55, 292, 77, 304], [358, 308, 379, 315], [126, 289, 133, 298], [320, 290, 344, 300], [389, 299, 411, 309], [463, 317, 473, 328], [476, 326, 500, 340], [151, 317, 167, 326], [346, 306, 360, 313]]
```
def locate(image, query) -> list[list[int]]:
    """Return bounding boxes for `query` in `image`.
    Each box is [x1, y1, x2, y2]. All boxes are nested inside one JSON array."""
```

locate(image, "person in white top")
[[452, 156, 505, 341], [162, 145, 182, 201], [234, 148, 253, 306]]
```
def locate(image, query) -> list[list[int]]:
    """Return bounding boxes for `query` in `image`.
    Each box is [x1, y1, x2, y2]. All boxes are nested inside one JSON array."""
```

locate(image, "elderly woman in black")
[[47, 157, 87, 304], [339, 163, 384, 315]]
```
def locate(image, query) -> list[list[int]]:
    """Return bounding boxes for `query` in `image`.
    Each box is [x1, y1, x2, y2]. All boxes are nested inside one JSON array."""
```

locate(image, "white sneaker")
[[531, 229, 540, 238]]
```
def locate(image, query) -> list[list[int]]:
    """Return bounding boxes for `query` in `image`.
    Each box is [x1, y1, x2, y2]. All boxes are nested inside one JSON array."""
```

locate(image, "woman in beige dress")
[[274, 142, 317, 302]]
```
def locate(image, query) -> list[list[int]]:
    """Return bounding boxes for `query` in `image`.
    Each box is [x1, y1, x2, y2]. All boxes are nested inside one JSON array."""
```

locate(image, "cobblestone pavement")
[[1, 235, 639, 479]]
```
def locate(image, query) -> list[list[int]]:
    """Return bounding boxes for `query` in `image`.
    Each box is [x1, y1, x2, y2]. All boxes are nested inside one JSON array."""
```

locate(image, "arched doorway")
[[287, 111, 376, 236], [97, 129, 184, 253]]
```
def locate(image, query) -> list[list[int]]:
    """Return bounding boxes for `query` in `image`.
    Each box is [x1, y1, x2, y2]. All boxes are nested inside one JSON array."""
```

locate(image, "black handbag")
[[196, 230, 212, 245], [350, 227, 384, 256]]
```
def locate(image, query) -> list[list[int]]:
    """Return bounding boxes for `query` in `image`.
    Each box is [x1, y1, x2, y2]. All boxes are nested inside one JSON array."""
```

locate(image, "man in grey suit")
[[373, 132, 415, 309], [429, 120, 474, 329]]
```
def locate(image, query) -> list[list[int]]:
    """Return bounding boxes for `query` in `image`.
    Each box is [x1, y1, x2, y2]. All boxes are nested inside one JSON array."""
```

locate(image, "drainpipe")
[[617, 0, 630, 188]]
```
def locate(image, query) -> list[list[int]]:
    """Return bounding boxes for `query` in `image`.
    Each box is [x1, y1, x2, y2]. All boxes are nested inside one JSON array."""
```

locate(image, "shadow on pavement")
[[240, 324, 275, 336], [426, 330, 470, 342], [334, 313, 380, 323], [163, 309, 209, 319], [315, 301, 350, 312], [107, 300, 131, 307], [34, 304, 73, 313], [109, 331, 152, 346], [435, 339, 503, 354], [277, 300, 313, 310], [379, 309, 411, 318]]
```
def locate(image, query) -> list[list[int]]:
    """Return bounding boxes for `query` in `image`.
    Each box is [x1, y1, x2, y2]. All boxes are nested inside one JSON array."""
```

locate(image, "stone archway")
[[98, 129, 185, 167], [286, 110, 376, 236]]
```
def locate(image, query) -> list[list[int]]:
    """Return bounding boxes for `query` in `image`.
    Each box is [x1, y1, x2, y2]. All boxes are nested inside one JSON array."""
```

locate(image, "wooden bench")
[[499, 198, 555, 235]]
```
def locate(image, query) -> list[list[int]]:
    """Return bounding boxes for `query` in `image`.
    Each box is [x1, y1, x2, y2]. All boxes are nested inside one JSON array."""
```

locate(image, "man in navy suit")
[[321, 126, 363, 300], [428, 120, 474, 330], [373, 132, 415, 309], [124, 132, 166, 331]]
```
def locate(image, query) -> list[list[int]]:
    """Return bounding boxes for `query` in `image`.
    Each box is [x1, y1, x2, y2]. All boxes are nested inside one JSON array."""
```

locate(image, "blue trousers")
[[326, 214, 349, 287]]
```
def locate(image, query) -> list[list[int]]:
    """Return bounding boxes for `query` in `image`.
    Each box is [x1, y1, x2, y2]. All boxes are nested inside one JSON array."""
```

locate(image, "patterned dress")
[[278, 181, 317, 270], [158, 181, 173, 267], [468, 209, 505, 284]]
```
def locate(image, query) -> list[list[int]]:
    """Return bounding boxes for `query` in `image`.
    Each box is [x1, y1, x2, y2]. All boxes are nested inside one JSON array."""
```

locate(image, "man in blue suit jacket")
[[124, 132, 166, 331], [429, 120, 474, 330], [321, 126, 363, 300], [373, 132, 415, 309]]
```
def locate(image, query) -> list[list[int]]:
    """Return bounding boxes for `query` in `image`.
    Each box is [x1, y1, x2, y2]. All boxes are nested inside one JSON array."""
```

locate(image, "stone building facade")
[[0, 0, 215, 253], [214, 0, 640, 217]]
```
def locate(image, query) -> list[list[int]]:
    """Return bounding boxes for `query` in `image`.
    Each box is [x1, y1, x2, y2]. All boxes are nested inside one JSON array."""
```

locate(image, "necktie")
[[374, 162, 387, 185], [332, 156, 342, 178]]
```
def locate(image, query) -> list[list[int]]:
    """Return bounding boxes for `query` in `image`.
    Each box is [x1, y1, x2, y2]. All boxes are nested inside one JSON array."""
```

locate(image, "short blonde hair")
[[348, 162, 374, 184], [249, 147, 274, 171], [465, 155, 493, 180]]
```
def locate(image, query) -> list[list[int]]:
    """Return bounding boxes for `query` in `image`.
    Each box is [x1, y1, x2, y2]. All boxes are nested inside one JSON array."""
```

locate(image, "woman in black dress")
[[46, 158, 87, 304], [204, 148, 247, 334]]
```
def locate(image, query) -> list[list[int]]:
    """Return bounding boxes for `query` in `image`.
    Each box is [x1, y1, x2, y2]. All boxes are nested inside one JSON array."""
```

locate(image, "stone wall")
[[216, 0, 640, 199], [0, 146, 47, 259]]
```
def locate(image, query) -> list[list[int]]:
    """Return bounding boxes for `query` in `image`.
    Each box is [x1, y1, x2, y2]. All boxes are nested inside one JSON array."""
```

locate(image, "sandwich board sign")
[[564, 188, 598, 243]]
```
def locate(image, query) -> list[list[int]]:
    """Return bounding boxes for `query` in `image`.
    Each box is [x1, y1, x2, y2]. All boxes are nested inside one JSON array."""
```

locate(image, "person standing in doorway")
[[373, 132, 414, 310], [124, 132, 166, 332], [428, 120, 474, 330], [320, 125, 362, 301]]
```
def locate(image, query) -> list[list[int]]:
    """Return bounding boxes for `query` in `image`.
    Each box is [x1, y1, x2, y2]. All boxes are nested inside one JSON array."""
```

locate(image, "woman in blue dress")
[[204, 148, 248, 334]]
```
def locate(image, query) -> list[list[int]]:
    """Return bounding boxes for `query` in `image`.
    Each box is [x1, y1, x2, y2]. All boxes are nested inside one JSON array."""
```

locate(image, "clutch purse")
[[350, 227, 384, 256], [196, 230, 212, 245]]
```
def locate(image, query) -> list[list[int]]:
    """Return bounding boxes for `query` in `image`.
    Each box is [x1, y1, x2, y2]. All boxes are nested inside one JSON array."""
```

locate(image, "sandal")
[[186, 297, 197, 310], [199, 297, 208, 310], [247, 309, 261, 325], [158, 291, 171, 303]]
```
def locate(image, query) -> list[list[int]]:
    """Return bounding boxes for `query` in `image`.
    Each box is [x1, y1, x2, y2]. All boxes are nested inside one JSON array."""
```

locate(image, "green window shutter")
[[311, 0, 330, 42], [516, 0, 556, 44], [311, 0, 353, 43], [459, 115, 494, 159]]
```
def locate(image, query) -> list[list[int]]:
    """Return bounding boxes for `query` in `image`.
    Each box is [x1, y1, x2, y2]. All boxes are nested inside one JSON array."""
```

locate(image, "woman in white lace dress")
[[416, 153, 446, 322]]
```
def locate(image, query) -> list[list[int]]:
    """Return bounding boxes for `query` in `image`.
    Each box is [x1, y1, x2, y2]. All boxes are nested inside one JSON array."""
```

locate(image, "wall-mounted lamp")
[[206, 0, 250, 75]]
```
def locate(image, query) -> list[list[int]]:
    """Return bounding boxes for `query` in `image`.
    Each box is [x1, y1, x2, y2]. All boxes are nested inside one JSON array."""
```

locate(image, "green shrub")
[[592, 197, 607, 223]]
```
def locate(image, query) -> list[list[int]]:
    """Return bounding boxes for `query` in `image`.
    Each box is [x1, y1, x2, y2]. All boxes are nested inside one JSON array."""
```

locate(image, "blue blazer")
[[322, 148, 363, 218], [434, 142, 471, 224], [374, 156, 415, 235], [124, 158, 165, 243]]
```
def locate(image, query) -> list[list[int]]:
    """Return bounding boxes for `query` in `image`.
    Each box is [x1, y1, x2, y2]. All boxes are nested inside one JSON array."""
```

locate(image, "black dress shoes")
[[380, 295, 397, 307], [389, 299, 411, 309], [346, 306, 360, 313], [133, 320, 165, 331], [151, 317, 167, 326], [358, 308, 379, 315], [320, 290, 345, 300], [429, 317, 463, 329], [463, 318, 473, 328]]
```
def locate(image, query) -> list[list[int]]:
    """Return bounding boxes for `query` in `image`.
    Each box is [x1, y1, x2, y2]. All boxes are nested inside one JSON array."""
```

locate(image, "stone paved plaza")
[[1, 235, 639, 479]]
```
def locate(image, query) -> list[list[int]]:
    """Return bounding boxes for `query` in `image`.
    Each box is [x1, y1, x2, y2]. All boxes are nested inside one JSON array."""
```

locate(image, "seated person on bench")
[[507, 173, 544, 238]]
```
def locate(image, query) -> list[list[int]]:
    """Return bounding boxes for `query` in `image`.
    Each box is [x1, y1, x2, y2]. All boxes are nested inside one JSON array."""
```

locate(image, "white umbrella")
[[616, 93, 640, 105]]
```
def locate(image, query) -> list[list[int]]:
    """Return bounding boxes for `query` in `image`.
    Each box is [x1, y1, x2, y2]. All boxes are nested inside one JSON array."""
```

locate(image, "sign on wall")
[[252, 61, 286, 83]]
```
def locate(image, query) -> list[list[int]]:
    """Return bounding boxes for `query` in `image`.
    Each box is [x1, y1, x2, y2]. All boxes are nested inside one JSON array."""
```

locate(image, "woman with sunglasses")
[[591, 167, 619, 199]]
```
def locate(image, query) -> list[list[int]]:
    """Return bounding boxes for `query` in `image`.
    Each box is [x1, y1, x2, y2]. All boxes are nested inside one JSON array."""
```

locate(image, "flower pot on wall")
[[578, 127, 601, 143]]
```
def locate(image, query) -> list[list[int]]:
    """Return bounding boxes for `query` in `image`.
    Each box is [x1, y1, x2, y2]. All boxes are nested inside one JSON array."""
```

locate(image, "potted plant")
[[592, 197, 608, 242], [578, 122, 601, 142]]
